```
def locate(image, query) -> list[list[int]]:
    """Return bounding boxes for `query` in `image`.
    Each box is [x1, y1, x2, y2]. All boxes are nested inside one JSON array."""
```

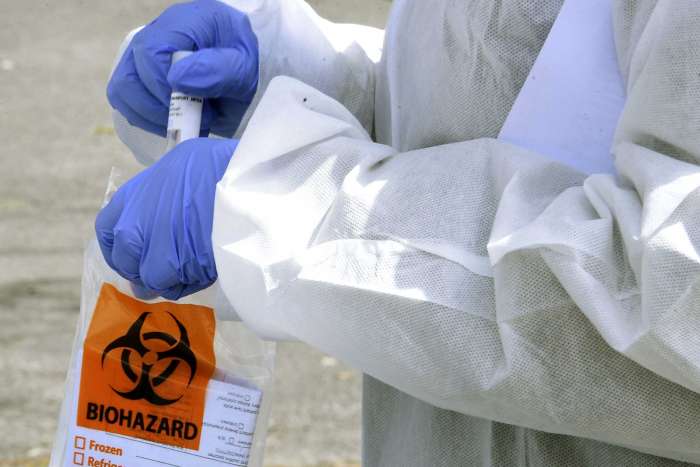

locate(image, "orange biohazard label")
[[77, 283, 216, 450]]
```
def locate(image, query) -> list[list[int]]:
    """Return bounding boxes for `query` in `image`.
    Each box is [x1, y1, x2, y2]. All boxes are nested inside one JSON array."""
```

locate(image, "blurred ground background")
[[0, 1, 390, 465]]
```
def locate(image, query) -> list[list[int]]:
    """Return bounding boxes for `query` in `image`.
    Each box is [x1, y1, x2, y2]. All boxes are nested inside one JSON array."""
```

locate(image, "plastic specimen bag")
[[50, 170, 276, 467]]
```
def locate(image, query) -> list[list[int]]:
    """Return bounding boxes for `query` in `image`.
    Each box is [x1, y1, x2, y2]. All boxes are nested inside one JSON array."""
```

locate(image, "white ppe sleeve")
[[223, 0, 383, 133], [213, 2, 700, 463]]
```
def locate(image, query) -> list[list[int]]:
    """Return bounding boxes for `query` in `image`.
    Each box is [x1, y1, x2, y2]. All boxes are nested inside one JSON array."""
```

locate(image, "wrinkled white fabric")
[[223, 0, 382, 135], [195, 0, 700, 465]]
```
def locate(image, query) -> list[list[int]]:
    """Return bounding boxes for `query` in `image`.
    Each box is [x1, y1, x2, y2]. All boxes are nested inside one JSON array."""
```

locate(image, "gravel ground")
[[0, 1, 389, 465]]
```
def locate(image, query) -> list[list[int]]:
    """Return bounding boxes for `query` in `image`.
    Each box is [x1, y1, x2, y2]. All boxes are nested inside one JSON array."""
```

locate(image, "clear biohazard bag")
[[50, 170, 276, 467]]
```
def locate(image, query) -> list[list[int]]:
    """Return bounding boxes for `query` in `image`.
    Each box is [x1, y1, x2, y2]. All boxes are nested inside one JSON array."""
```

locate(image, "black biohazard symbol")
[[101, 312, 197, 406]]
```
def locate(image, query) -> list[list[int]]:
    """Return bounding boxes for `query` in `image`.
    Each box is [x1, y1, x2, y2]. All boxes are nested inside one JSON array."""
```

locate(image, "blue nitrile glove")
[[95, 138, 238, 300], [107, 0, 259, 138]]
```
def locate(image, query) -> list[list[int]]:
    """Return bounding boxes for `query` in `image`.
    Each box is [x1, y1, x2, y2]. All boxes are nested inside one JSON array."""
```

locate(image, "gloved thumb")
[[167, 48, 258, 102]]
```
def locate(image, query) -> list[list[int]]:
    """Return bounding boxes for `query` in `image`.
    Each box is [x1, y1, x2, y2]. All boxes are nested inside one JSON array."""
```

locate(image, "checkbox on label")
[[73, 451, 85, 466], [74, 436, 86, 450]]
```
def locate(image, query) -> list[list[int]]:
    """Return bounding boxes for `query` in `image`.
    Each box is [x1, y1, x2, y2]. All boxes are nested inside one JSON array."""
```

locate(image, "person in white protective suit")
[[96, 0, 700, 465]]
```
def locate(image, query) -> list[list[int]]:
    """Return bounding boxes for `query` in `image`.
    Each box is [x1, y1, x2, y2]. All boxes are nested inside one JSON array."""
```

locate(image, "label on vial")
[[167, 92, 203, 147]]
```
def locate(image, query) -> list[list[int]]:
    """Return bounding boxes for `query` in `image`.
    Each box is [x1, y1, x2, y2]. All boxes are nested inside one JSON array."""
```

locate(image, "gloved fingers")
[[131, 38, 175, 107], [108, 80, 167, 136], [200, 101, 217, 133], [210, 137, 240, 172], [107, 52, 169, 127], [159, 284, 185, 301], [167, 252, 217, 301], [129, 281, 162, 301], [130, 20, 195, 108], [129, 2, 221, 106], [167, 48, 258, 101], [181, 254, 217, 288], [108, 46, 165, 136], [161, 282, 209, 301], [208, 98, 249, 137], [107, 1, 257, 139], [111, 228, 144, 282], [139, 242, 217, 300], [138, 273, 205, 302], [95, 188, 128, 271], [108, 49, 207, 136], [138, 247, 180, 294], [95, 136, 239, 302]]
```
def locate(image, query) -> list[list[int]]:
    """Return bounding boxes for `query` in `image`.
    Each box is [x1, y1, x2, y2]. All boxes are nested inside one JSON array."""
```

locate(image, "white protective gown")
[[119, 0, 700, 465]]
